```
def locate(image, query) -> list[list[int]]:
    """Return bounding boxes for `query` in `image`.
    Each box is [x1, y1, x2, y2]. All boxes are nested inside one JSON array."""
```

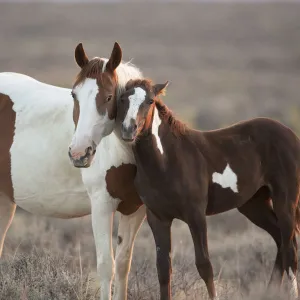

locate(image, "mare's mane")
[[74, 58, 105, 87], [74, 57, 143, 97]]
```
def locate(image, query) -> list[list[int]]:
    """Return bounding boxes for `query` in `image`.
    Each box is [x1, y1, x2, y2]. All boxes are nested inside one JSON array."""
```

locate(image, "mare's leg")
[[237, 189, 284, 287], [147, 208, 172, 300], [113, 205, 146, 300], [271, 185, 299, 299], [91, 192, 119, 300], [0, 193, 16, 256], [187, 208, 217, 300]]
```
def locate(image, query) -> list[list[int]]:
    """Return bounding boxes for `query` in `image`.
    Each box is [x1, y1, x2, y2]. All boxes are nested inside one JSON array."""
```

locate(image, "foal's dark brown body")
[[119, 80, 300, 300], [135, 117, 300, 217], [136, 118, 300, 299]]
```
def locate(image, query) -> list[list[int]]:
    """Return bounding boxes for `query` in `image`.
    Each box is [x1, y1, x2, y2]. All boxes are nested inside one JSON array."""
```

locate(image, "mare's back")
[[0, 72, 72, 110]]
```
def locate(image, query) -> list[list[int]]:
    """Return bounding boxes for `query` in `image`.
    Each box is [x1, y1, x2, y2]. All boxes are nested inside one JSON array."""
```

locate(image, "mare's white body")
[[0, 70, 146, 300]]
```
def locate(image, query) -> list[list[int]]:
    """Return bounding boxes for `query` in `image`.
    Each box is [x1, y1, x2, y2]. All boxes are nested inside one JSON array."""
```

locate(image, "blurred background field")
[[0, 1, 300, 299]]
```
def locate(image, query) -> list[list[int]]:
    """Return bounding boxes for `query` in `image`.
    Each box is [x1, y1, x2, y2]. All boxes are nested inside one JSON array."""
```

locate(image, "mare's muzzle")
[[68, 144, 96, 168]]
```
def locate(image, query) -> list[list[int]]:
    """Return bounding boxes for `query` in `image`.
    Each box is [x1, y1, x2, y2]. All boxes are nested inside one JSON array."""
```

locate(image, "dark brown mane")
[[125, 78, 153, 91], [155, 98, 187, 136], [74, 58, 105, 86]]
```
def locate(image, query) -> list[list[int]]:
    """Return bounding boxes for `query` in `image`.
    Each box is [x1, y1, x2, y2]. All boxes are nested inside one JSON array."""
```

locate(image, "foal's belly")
[[206, 182, 259, 215]]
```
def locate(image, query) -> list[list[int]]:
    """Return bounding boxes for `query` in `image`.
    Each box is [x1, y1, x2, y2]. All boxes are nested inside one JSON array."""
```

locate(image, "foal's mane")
[[126, 79, 187, 136], [156, 97, 187, 136]]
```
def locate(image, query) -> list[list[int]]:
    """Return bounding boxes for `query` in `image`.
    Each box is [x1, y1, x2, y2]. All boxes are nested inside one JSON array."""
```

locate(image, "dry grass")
[[0, 209, 298, 299]]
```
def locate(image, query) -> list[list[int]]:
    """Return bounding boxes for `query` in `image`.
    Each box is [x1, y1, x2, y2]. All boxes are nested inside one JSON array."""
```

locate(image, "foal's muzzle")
[[68, 143, 96, 168], [121, 123, 137, 142]]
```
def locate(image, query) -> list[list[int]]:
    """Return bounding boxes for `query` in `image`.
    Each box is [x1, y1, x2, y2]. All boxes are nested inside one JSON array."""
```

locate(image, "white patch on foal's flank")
[[288, 268, 298, 299], [212, 163, 238, 193], [123, 87, 146, 129], [152, 108, 163, 154]]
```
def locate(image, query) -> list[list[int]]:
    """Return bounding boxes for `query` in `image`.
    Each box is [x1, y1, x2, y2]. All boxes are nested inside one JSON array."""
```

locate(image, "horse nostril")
[[133, 124, 137, 131], [86, 146, 92, 153], [121, 124, 125, 132]]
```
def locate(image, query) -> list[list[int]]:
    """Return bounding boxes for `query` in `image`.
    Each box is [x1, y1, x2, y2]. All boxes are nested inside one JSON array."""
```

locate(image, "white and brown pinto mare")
[[0, 42, 146, 300]]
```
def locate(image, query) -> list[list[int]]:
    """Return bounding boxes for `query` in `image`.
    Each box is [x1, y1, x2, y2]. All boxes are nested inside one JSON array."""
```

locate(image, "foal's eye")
[[149, 99, 154, 104], [71, 91, 75, 99], [106, 95, 113, 103]]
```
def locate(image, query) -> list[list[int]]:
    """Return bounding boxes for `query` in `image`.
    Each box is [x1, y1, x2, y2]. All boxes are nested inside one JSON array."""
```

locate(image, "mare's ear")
[[106, 42, 122, 73], [154, 81, 169, 96], [75, 43, 89, 68], [125, 79, 134, 90]]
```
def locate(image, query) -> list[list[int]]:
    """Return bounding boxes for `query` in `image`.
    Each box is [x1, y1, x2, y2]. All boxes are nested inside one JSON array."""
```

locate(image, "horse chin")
[[121, 131, 136, 143], [71, 154, 95, 169], [122, 137, 135, 143]]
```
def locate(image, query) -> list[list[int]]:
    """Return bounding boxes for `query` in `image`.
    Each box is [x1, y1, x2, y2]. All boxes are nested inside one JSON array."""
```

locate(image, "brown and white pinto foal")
[[0, 42, 145, 300], [117, 79, 300, 300]]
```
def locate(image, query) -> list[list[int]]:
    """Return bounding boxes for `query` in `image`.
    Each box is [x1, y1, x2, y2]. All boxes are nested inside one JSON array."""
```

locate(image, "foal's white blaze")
[[70, 78, 114, 154], [152, 108, 163, 154], [212, 163, 238, 193], [123, 87, 146, 129], [288, 268, 298, 299]]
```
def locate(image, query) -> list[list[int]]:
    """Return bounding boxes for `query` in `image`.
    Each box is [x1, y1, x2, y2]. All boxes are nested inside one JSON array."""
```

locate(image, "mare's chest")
[[81, 134, 143, 215], [106, 163, 142, 215]]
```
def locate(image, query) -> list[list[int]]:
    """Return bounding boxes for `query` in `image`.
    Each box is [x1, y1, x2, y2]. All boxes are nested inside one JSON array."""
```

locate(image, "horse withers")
[[117, 78, 300, 300]]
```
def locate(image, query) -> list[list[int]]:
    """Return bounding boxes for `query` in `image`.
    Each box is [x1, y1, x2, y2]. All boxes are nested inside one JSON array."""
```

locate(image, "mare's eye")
[[106, 95, 113, 102]]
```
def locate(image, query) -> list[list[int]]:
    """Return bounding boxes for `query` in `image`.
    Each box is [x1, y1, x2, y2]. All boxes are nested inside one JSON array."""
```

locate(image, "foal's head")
[[118, 79, 169, 142], [68, 42, 121, 168]]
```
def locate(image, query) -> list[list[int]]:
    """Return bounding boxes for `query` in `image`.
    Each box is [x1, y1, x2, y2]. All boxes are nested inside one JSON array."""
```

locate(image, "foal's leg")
[[187, 208, 217, 300], [272, 186, 299, 299], [147, 208, 173, 300], [237, 192, 284, 288], [0, 193, 16, 256], [113, 205, 146, 300], [91, 192, 119, 300]]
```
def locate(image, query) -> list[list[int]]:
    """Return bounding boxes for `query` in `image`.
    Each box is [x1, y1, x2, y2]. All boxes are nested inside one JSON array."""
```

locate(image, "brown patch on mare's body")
[[0, 93, 15, 201], [105, 163, 142, 215]]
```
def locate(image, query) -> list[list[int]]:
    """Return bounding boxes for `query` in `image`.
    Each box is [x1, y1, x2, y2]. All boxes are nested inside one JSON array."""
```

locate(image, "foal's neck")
[[134, 105, 179, 164]]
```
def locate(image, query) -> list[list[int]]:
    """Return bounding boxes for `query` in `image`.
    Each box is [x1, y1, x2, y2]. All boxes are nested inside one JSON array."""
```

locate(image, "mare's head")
[[118, 79, 169, 142], [68, 42, 142, 168]]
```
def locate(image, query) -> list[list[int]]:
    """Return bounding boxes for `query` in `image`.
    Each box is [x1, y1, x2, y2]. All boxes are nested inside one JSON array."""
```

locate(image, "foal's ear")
[[106, 42, 122, 73], [75, 43, 89, 68], [125, 79, 134, 90], [154, 81, 169, 96]]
